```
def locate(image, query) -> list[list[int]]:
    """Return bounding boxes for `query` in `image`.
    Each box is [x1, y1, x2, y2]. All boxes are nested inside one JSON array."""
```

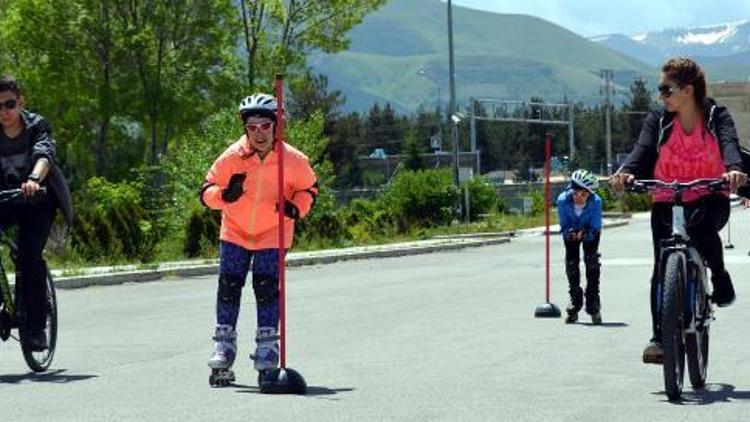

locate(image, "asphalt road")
[[2, 210, 750, 421]]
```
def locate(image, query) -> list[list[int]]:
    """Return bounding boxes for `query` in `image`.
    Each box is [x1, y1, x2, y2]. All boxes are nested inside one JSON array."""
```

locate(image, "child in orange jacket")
[[200, 93, 318, 385]]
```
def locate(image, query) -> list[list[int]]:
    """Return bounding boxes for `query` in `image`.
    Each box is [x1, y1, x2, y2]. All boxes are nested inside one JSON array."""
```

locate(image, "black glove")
[[277, 201, 299, 219], [221, 173, 246, 203], [565, 228, 581, 242]]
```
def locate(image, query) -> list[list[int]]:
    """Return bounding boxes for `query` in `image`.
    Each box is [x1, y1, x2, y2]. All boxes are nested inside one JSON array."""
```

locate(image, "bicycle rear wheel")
[[20, 268, 57, 372], [662, 253, 686, 401]]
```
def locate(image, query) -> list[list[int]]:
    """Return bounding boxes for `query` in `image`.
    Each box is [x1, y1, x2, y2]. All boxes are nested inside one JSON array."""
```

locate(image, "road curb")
[[517, 218, 631, 236], [53, 236, 512, 289]]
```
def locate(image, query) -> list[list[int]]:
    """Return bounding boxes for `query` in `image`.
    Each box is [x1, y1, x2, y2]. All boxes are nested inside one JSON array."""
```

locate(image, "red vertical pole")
[[275, 76, 286, 369], [545, 133, 551, 303]]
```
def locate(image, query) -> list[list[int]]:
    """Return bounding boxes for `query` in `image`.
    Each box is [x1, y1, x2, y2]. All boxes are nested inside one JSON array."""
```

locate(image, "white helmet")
[[570, 169, 598, 192], [238, 93, 278, 122]]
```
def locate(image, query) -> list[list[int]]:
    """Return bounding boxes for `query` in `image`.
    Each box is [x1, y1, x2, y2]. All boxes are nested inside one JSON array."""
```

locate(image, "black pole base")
[[534, 302, 561, 318], [259, 367, 307, 395], [725, 244, 735, 250]]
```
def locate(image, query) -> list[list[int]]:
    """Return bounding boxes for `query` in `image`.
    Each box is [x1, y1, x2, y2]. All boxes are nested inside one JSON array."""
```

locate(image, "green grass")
[[44, 211, 557, 273], [425, 213, 558, 238], [293, 212, 556, 252]]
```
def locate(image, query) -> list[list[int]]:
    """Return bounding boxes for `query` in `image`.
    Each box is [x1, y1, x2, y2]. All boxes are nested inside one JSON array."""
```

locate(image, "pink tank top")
[[653, 118, 727, 203]]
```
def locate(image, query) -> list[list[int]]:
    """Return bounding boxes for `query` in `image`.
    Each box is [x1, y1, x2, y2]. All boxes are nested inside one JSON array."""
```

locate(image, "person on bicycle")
[[199, 93, 318, 377], [610, 57, 747, 363], [557, 169, 603, 324], [0, 75, 72, 351]]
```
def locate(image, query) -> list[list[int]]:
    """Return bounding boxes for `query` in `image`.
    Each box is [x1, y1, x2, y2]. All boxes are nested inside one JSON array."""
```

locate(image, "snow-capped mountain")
[[593, 20, 750, 65]]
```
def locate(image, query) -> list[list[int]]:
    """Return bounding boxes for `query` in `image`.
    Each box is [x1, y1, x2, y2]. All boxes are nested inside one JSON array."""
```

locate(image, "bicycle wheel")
[[686, 274, 709, 389], [662, 253, 686, 401], [20, 268, 57, 372]]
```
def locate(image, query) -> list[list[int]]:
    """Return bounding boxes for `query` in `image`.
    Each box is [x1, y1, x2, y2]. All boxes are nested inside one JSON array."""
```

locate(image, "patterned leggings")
[[215, 241, 282, 330]]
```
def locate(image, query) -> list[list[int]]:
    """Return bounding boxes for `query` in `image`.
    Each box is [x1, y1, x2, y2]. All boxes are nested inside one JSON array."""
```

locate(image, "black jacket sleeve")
[[29, 115, 57, 165], [617, 110, 660, 179], [713, 107, 743, 172]]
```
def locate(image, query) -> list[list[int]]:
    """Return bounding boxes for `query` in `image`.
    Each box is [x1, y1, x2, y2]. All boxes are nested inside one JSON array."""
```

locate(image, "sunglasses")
[[658, 83, 681, 98], [245, 122, 273, 133], [0, 99, 18, 111], [573, 189, 590, 196]]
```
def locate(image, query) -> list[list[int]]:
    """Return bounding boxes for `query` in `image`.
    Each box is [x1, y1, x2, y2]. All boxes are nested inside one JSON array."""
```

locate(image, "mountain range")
[[308, 0, 652, 112], [308, 1, 750, 112], [592, 20, 750, 81]]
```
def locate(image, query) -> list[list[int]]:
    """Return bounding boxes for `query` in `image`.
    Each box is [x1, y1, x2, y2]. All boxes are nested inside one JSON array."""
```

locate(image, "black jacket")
[[18, 110, 73, 225], [617, 98, 743, 179]]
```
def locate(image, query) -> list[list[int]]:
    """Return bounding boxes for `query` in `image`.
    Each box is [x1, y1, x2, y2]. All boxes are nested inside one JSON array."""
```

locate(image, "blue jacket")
[[556, 187, 602, 241]]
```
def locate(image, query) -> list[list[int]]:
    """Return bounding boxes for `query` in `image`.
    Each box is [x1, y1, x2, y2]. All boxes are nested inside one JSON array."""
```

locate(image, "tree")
[[626, 78, 654, 112], [113, 0, 240, 163], [0, 0, 242, 183], [327, 112, 363, 187], [624, 78, 654, 148], [403, 131, 424, 171], [238, 0, 386, 87], [288, 69, 345, 131]]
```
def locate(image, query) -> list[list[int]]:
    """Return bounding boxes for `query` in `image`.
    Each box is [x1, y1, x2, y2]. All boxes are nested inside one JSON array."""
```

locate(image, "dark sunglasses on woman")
[[0, 99, 18, 111]]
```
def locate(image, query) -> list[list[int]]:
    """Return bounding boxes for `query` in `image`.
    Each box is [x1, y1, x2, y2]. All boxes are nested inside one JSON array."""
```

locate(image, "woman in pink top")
[[610, 58, 747, 364]]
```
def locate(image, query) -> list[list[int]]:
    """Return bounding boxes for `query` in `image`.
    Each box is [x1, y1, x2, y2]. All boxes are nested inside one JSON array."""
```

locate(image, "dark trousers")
[[564, 233, 601, 314], [0, 199, 56, 330], [649, 194, 729, 341]]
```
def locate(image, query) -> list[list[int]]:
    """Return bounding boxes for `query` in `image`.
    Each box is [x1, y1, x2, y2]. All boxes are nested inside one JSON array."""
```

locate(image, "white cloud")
[[446, 0, 750, 36]]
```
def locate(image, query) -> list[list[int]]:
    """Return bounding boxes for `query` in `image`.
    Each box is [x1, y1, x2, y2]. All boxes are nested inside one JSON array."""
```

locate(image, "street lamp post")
[[417, 68, 443, 147]]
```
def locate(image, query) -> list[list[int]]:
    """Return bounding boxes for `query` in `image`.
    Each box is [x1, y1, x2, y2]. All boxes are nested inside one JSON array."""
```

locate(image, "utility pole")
[[568, 102, 575, 158], [601, 69, 614, 175], [447, 0, 459, 187]]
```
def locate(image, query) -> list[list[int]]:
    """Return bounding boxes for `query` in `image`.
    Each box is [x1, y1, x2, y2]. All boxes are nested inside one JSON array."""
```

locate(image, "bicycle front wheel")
[[662, 253, 686, 401], [686, 272, 710, 389], [20, 268, 57, 372]]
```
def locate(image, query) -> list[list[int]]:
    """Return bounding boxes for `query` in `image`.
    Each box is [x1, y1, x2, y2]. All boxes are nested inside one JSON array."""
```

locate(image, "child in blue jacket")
[[557, 169, 603, 324]]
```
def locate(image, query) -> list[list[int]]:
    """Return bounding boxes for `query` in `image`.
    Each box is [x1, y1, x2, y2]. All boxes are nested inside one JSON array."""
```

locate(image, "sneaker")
[[25, 329, 48, 351], [711, 272, 736, 307], [591, 312, 602, 325], [642, 339, 663, 364], [564, 312, 578, 324]]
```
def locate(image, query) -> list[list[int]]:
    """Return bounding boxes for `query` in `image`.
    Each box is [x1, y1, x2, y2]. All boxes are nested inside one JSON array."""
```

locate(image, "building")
[[710, 81, 750, 146]]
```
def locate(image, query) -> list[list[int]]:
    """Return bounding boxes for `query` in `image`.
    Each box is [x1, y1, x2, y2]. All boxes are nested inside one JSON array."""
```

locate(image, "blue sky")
[[448, 0, 750, 36]]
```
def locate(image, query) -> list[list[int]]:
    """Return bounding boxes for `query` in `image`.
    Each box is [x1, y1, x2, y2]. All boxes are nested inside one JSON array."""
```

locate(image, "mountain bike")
[[629, 179, 724, 401], [0, 188, 57, 372]]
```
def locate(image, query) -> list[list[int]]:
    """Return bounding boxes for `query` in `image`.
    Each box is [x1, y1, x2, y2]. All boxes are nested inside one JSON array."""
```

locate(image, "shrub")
[[71, 177, 159, 262], [381, 169, 460, 231], [184, 206, 221, 258], [466, 176, 498, 219], [595, 186, 617, 212], [620, 192, 653, 212]]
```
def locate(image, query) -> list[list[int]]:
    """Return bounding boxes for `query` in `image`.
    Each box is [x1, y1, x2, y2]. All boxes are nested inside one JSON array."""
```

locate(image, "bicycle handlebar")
[[626, 178, 727, 194], [0, 187, 47, 203]]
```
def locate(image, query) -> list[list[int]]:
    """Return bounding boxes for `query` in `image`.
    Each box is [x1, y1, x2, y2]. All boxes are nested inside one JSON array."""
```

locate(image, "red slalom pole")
[[275, 76, 287, 369], [545, 133, 551, 303], [534, 133, 561, 318], [259, 75, 306, 394]]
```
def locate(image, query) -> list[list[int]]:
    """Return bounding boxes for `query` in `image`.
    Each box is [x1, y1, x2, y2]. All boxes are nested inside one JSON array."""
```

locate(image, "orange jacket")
[[200, 136, 318, 250]]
